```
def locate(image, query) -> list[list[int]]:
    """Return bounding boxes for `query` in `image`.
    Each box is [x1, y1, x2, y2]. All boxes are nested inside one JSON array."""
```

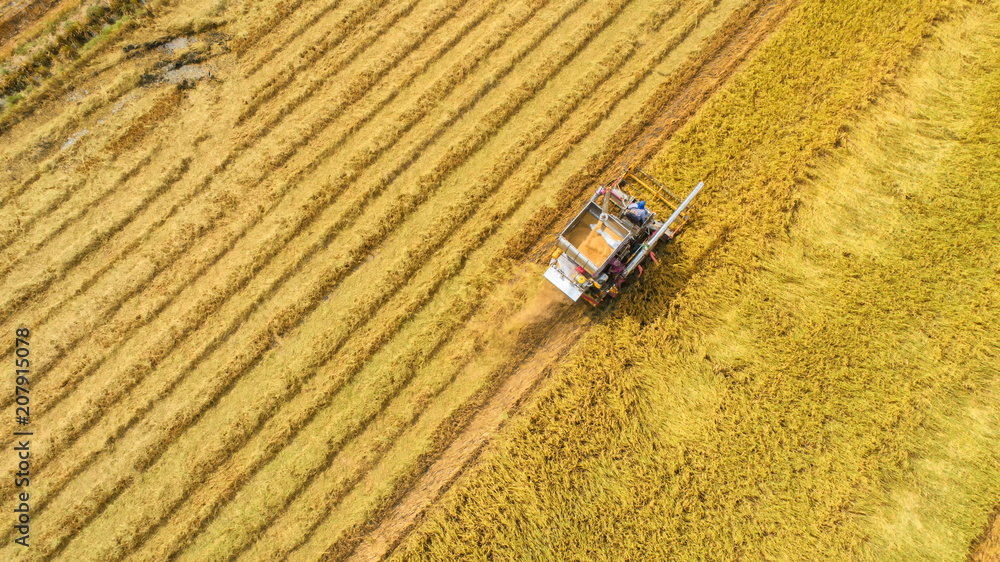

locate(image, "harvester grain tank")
[[544, 166, 703, 305]]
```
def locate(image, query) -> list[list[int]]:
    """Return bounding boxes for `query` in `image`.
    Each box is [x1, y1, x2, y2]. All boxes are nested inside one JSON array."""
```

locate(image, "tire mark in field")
[[40, 2, 636, 558], [617, 0, 799, 173], [238, 333, 492, 561], [344, 1, 800, 558], [213, 249, 497, 561], [278, 295, 585, 562], [346, 307, 587, 562]]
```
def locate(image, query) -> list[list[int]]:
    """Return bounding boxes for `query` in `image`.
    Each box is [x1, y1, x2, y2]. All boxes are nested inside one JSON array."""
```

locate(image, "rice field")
[[1, 0, 997, 559]]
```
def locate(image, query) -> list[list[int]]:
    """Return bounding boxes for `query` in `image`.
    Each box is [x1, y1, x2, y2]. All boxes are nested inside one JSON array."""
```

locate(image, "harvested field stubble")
[[395, 0, 1000, 560]]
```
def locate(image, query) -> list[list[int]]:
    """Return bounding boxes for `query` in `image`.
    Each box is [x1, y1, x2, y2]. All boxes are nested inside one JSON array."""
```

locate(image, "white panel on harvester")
[[543, 267, 583, 301]]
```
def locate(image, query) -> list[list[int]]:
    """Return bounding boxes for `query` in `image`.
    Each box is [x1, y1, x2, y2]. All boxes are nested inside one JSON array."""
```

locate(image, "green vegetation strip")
[[0, 0, 144, 115], [395, 0, 1000, 559]]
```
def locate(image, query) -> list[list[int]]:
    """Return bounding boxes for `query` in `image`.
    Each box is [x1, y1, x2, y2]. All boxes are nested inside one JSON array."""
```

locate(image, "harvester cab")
[[543, 166, 703, 306]]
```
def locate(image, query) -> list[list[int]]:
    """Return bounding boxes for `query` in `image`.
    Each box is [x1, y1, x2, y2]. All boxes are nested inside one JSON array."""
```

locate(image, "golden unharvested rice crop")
[[1, 0, 997, 559]]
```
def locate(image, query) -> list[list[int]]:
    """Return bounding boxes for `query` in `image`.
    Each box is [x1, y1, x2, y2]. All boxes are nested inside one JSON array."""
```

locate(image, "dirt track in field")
[[971, 508, 1000, 562], [0, 0, 796, 558]]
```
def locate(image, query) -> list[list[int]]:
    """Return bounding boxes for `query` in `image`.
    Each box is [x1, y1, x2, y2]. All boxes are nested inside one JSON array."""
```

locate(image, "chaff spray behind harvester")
[[544, 166, 703, 305]]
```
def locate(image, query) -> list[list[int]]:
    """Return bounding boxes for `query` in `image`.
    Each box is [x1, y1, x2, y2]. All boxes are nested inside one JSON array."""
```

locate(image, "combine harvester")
[[544, 166, 703, 306]]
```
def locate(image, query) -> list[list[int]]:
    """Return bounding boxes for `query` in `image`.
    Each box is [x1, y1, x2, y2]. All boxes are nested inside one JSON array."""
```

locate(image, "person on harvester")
[[626, 199, 650, 225]]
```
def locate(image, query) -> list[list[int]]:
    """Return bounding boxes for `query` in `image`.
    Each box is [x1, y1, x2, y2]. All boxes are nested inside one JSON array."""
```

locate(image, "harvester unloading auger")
[[544, 166, 703, 306]]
